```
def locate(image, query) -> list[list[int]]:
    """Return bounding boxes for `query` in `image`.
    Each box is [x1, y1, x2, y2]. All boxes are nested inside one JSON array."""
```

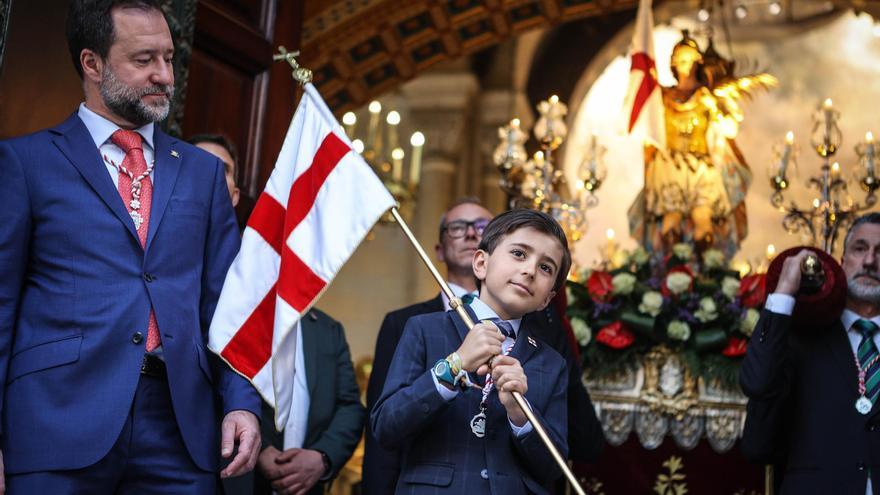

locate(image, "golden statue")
[[630, 31, 776, 257]]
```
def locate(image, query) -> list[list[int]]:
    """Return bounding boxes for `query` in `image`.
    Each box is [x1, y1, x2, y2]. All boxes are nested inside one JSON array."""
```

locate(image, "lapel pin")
[[170, 150, 180, 158], [527, 336, 537, 347]]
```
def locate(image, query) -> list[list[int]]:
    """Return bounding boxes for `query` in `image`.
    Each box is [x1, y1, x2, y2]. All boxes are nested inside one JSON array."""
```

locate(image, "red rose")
[[587, 271, 614, 303], [738, 273, 767, 308], [661, 265, 695, 298], [722, 336, 748, 357], [595, 321, 635, 350]]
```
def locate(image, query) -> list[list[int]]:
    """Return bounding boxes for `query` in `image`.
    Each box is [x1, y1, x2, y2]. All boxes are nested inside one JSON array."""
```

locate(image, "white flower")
[[611, 273, 637, 296], [740, 308, 760, 336], [630, 246, 650, 266], [702, 249, 725, 269], [570, 317, 592, 346], [667, 320, 691, 341], [638, 291, 664, 317], [694, 297, 719, 323], [665, 272, 692, 295], [672, 243, 693, 261], [721, 277, 741, 300]]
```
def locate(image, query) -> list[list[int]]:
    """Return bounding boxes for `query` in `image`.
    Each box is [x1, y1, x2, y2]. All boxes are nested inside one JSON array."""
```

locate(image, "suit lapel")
[[510, 322, 538, 368], [828, 321, 860, 400], [302, 315, 319, 397], [51, 114, 140, 244], [145, 129, 182, 252]]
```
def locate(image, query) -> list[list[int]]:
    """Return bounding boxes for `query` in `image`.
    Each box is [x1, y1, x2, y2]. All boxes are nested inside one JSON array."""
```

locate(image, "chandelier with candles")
[[492, 95, 606, 242], [769, 98, 880, 252], [342, 102, 424, 223]]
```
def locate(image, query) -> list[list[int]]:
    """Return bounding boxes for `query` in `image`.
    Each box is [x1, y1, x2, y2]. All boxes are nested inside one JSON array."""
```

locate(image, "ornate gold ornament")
[[640, 345, 699, 419]]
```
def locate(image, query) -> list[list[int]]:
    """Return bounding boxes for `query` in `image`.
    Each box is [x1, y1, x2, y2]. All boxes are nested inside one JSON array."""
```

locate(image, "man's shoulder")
[[304, 307, 342, 330], [384, 295, 443, 322]]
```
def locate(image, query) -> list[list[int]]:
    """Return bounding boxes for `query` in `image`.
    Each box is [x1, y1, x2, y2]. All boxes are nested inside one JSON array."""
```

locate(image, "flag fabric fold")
[[622, 0, 666, 147], [208, 83, 395, 434]]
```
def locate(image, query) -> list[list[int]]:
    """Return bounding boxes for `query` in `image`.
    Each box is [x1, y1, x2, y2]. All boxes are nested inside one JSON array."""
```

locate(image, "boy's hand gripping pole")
[[390, 207, 585, 495]]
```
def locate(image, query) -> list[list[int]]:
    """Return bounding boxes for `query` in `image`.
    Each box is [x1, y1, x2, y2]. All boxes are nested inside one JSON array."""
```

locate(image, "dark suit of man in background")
[[741, 212, 880, 494], [363, 198, 603, 494], [0, 1, 261, 492]]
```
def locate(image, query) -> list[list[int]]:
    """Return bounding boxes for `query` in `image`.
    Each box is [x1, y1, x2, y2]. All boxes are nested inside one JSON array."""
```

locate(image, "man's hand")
[[220, 410, 261, 478], [775, 249, 812, 295], [456, 322, 504, 375], [257, 445, 283, 480], [491, 355, 529, 426], [268, 448, 325, 495]]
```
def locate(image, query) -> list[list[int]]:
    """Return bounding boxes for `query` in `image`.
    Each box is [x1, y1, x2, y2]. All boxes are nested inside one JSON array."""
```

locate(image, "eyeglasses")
[[442, 218, 490, 239]]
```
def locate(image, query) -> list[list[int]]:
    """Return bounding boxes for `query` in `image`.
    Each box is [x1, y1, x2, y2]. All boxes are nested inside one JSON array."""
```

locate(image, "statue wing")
[[710, 73, 778, 121]]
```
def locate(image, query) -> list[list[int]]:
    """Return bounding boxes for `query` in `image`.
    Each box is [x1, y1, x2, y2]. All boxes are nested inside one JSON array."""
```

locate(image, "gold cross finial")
[[273, 46, 312, 85]]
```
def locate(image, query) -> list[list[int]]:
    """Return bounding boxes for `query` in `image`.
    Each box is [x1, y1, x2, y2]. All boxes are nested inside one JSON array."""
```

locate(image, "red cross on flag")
[[208, 83, 395, 431], [622, 0, 665, 147]]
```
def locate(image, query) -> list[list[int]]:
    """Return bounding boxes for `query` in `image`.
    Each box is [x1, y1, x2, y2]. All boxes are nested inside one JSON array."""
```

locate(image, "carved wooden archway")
[[299, 0, 640, 112]]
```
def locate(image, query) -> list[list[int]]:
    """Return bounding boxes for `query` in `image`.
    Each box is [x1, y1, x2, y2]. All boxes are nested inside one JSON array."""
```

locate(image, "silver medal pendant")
[[856, 395, 873, 415], [470, 412, 486, 438], [131, 210, 143, 230]]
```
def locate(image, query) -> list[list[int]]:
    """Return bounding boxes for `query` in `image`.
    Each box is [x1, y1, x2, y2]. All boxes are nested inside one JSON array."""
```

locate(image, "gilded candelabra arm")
[[781, 206, 818, 246], [273, 46, 313, 85]]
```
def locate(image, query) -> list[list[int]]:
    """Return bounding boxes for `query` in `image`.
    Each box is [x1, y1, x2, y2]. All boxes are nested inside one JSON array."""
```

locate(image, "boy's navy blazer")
[[371, 305, 568, 494]]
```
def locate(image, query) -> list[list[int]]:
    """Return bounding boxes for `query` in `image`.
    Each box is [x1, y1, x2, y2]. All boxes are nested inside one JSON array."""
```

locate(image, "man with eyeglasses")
[[362, 198, 604, 494]]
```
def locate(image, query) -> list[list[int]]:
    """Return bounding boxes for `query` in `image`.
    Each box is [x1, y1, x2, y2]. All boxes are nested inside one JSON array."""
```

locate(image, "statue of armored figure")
[[629, 31, 776, 259]]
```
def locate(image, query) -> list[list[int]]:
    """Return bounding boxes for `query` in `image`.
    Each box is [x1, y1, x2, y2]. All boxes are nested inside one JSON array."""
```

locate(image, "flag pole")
[[272, 49, 584, 495], [389, 207, 586, 495]]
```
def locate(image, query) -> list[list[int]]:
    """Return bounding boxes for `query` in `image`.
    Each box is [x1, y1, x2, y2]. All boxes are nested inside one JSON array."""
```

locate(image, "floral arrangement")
[[566, 243, 768, 389]]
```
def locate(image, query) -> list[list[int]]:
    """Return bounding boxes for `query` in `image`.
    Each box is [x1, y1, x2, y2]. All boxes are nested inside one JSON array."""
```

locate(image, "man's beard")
[[99, 65, 174, 126], [848, 270, 880, 303]]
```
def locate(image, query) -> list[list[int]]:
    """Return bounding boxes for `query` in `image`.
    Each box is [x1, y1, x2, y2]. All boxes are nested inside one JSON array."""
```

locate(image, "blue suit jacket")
[[371, 307, 568, 494], [0, 114, 261, 473]]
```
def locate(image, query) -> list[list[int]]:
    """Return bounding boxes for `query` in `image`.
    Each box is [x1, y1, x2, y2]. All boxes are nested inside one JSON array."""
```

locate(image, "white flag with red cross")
[[622, 0, 666, 147], [208, 83, 395, 432]]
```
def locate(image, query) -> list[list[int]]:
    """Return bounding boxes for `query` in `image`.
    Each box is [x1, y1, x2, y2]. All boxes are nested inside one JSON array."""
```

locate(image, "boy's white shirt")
[[430, 296, 533, 436]]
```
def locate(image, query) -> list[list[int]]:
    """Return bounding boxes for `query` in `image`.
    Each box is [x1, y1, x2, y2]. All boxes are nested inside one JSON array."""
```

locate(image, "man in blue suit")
[[371, 209, 570, 494], [0, 1, 261, 492]]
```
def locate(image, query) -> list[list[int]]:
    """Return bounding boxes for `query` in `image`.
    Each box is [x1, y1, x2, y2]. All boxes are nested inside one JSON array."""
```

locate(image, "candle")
[[386, 110, 400, 152], [867, 131, 875, 177], [823, 98, 833, 151], [831, 161, 841, 182], [766, 244, 776, 260], [342, 112, 357, 138], [779, 131, 793, 177], [391, 147, 404, 182], [409, 132, 424, 186], [367, 101, 382, 152]]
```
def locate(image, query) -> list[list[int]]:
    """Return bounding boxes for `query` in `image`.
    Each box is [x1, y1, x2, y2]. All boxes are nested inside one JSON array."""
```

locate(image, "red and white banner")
[[622, 0, 666, 147], [209, 83, 395, 431]]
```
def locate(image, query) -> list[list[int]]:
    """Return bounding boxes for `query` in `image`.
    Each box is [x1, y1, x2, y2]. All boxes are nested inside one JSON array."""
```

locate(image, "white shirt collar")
[[842, 309, 880, 333], [468, 297, 521, 336], [77, 103, 154, 151]]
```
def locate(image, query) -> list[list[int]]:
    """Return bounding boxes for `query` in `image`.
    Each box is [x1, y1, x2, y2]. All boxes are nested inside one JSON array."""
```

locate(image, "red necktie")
[[111, 129, 161, 352]]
